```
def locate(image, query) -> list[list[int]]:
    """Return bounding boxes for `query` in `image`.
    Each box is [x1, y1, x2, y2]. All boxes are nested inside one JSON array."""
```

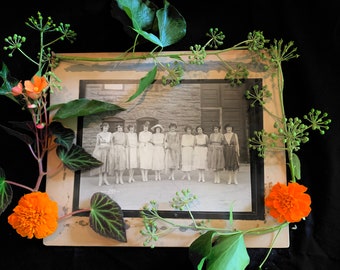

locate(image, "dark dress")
[[207, 132, 225, 171], [224, 133, 239, 171]]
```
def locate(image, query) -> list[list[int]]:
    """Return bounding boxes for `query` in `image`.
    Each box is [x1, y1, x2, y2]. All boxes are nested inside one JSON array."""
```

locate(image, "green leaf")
[[207, 233, 250, 270], [156, 0, 186, 47], [0, 62, 20, 104], [116, 0, 157, 31], [169, 54, 184, 61], [0, 62, 15, 92], [0, 62, 10, 81], [89, 192, 127, 242], [56, 144, 103, 171], [7, 120, 35, 133], [49, 121, 75, 150], [0, 123, 34, 145], [126, 65, 157, 102], [52, 98, 125, 120], [115, 0, 186, 48], [189, 231, 217, 269], [0, 167, 13, 215], [133, 27, 163, 47], [292, 153, 301, 180]]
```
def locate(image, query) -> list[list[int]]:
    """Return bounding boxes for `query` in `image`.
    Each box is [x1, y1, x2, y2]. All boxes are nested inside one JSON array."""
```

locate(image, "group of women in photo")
[[90, 121, 240, 186]]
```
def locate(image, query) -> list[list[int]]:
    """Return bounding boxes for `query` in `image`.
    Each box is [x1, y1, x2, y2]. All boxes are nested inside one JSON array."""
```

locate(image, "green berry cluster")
[[161, 61, 184, 86]]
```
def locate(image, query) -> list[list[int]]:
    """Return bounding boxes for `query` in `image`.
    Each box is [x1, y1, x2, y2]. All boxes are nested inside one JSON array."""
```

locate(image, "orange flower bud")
[[11, 81, 23, 96], [36, 123, 46, 129], [27, 103, 37, 108]]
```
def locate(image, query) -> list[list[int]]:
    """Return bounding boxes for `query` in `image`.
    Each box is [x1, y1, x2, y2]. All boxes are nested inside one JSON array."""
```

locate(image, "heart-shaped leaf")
[[0, 123, 34, 145], [49, 121, 75, 150], [89, 192, 127, 242], [189, 231, 217, 269], [116, 0, 157, 31], [56, 144, 103, 171], [114, 0, 186, 48], [0, 167, 13, 215], [207, 233, 250, 270], [156, 1, 186, 47]]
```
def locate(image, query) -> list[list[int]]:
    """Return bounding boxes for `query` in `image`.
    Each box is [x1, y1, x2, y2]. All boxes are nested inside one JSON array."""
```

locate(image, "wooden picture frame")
[[44, 51, 289, 248]]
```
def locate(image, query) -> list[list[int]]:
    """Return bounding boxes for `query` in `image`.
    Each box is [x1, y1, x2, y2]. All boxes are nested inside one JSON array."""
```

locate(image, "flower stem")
[[58, 208, 91, 221], [5, 180, 34, 192], [258, 225, 284, 268]]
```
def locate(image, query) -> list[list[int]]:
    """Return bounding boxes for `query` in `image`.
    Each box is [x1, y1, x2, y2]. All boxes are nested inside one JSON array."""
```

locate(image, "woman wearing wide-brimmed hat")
[[150, 124, 165, 181]]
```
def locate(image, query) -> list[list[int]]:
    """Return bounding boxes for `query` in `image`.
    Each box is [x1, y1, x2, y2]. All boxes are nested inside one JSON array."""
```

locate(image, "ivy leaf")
[[126, 65, 157, 102], [0, 62, 19, 100], [207, 233, 250, 270], [0, 167, 13, 215], [115, 0, 157, 31], [292, 153, 301, 180], [169, 54, 184, 61], [51, 98, 125, 120], [115, 0, 186, 48], [133, 28, 163, 47], [49, 121, 75, 150], [0, 123, 34, 145], [89, 192, 127, 242], [56, 144, 103, 171], [156, 0, 186, 47], [189, 230, 217, 269], [0, 68, 20, 104]]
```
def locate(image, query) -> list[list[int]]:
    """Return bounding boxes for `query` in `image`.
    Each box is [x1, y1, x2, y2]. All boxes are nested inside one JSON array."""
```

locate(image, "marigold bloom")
[[8, 191, 58, 239], [265, 182, 311, 223], [24, 75, 48, 100], [11, 81, 23, 96]]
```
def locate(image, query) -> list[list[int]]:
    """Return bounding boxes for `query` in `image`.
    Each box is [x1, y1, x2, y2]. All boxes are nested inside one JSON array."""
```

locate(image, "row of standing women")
[[90, 121, 240, 186]]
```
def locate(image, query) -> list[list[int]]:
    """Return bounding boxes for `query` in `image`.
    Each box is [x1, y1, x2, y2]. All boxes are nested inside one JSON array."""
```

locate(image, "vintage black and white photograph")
[[45, 51, 287, 247], [75, 78, 264, 220]]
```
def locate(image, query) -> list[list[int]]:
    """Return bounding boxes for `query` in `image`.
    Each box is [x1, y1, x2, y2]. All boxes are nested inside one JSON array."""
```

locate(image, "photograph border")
[[44, 51, 289, 248], [75, 78, 262, 220]]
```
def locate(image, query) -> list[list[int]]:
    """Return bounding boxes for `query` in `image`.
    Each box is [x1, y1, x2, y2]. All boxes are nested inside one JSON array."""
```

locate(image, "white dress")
[[193, 133, 209, 170], [126, 132, 138, 169], [138, 130, 153, 169], [90, 131, 112, 175], [151, 132, 165, 170], [181, 133, 195, 171]]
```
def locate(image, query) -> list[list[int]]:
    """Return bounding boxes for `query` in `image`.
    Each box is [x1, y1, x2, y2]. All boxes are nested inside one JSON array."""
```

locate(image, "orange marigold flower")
[[24, 75, 48, 100], [265, 182, 311, 223], [11, 81, 23, 96], [8, 191, 58, 239]]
